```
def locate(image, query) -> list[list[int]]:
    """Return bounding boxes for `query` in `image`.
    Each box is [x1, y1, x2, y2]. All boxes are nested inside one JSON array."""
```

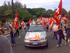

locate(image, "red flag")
[[14, 10, 19, 21], [21, 20, 25, 27], [41, 18, 46, 27], [62, 16, 68, 24], [28, 18, 32, 25], [54, 0, 62, 25], [38, 16, 43, 20], [15, 10, 19, 18], [49, 18, 53, 26], [54, 0, 62, 17], [14, 21, 19, 29], [49, 18, 54, 29], [14, 10, 19, 29]]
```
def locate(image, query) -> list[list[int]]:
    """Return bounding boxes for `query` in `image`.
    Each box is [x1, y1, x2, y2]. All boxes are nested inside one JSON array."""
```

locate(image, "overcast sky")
[[0, 0, 70, 11]]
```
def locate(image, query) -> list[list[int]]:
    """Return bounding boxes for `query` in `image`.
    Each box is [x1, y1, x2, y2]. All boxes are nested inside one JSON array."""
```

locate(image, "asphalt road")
[[12, 29, 70, 53]]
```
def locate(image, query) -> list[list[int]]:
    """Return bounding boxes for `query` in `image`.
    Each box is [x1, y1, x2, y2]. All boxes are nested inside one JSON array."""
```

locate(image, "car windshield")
[[28, 25, 45, 32]]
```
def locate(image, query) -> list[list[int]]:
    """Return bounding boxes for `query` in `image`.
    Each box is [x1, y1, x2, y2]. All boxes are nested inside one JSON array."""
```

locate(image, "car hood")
[[25, 31, 47, 40]]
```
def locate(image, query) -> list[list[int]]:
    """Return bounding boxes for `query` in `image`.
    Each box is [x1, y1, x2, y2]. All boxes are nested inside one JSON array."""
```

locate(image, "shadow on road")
[[24, 46, 48, 50]]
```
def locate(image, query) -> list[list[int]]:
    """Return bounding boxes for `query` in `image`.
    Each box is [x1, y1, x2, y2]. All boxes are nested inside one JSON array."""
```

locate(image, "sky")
[[0, 0, 70, 11]]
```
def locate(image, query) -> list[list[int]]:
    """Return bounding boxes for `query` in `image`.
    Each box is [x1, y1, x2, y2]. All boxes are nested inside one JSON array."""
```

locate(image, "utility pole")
[[12, 0, 14, 19]]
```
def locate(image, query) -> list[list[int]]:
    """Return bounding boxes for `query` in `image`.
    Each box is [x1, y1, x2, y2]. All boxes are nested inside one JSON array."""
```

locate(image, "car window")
[[28, 25, 45, 32]]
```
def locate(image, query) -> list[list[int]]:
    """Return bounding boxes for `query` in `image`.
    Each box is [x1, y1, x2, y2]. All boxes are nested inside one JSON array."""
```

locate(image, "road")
[[12, 29, 70, 53]]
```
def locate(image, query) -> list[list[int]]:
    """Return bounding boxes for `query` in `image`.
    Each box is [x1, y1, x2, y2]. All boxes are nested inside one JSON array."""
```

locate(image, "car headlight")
[[40, 39, 47, 42], [41, 36, 47, 40], [24, 39, 30, 42], [40, 37, 47, 42], [25, 36, 29, 40]]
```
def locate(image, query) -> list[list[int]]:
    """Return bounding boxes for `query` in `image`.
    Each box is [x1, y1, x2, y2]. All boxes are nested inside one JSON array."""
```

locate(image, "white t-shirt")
[[52, 24, 59, 31]]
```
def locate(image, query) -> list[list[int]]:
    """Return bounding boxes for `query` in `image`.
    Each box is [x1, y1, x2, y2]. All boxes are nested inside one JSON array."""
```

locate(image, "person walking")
[[9, 21, 16, 47], [61, 15, 69, 46], [20, 20, 25, 30], [14, 21, 19, 37], [49, 17, 63, 48], [26, 18, 32, 32]]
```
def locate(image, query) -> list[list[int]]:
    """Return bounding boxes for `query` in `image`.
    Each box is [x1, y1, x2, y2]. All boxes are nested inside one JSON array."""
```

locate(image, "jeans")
[[15, 29, 19, 37], [10, 31, 16, 44], [65, 28, 70, 41], [54, 29, 63, 45]]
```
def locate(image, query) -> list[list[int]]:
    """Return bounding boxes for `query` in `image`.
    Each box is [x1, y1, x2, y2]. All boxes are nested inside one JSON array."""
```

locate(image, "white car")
[[24, 25, 48, 47]]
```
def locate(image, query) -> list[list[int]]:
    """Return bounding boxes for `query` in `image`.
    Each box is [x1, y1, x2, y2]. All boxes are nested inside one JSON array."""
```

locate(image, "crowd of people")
[[0, 14, 70, 53], [36, 15, 70, 48], [9, 14, 70, 48], [23, 15, 70, 48]]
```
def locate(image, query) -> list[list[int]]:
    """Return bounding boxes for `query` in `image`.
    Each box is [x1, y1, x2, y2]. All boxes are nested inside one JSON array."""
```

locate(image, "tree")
[[46, 9, 54, 17], [28, 8, 46, 17], [13, 2, 32, 21], [0, 2, 13, 23], [68, 11, 70, 19], [54, 8, 67, 17], [18, 8, 32, 22], [0, 1, 32, 22], [0, 1, 69, 22], [62, 8, 67, 16], [14, 2, 23, 9]]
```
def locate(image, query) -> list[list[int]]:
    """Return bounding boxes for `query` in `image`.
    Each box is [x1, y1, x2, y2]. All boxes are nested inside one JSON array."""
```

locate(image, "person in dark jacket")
[[0, 25, 13, 53], [49, 17, 63, 48], [9, 22, 16, 47]]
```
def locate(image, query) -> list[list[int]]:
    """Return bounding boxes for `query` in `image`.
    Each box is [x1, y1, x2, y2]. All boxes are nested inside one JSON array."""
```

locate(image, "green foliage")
[[0, 1, 32, 22], [68, 11, 70, 20], [62, 8, 67, 16], [46, 9, 54, 17], [12, 2, 32, 22], [33, 8, 46, 17], [0, 1, 69, 22], [19, 8, 32, 22], [28, 8, 46, 17]]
